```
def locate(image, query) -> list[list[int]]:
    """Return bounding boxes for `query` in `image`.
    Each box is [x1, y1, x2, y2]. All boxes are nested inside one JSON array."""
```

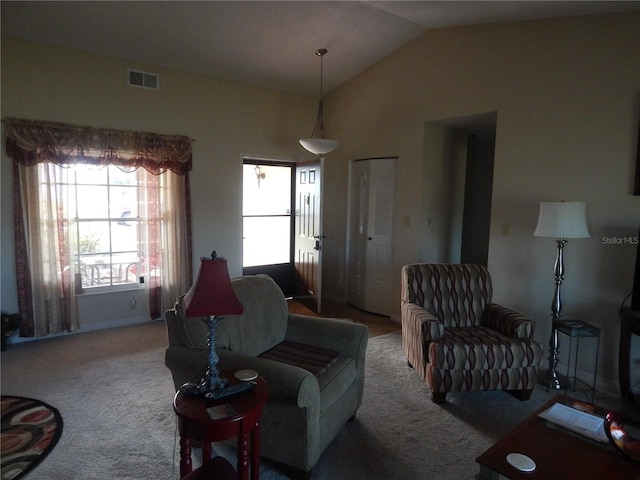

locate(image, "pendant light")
[[299, 49, 339, 155]]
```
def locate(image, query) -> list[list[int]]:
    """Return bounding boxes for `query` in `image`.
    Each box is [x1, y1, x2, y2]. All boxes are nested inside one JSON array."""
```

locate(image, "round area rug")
[[1, 396, 63, 480]]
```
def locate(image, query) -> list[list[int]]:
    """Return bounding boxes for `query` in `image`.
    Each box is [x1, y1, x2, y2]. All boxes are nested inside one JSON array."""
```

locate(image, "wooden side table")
[[173, 371, 269, 480]]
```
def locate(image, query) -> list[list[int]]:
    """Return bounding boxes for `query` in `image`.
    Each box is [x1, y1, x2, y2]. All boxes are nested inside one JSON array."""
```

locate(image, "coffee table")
[[476, 395, 640, 479]]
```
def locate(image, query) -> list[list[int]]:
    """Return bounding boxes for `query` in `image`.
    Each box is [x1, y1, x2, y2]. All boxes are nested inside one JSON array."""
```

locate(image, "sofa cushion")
[[427, 326, 544, 370], [215, 275, 289, 356], [259, 341, 341, 377]]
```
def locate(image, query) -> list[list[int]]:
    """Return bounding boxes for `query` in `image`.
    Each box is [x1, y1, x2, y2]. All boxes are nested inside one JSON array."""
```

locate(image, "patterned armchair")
[[401, 263, 543, 404]]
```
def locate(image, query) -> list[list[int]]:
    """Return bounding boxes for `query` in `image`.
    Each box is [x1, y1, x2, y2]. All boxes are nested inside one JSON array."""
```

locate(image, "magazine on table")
[[538, 402, 608, 442]]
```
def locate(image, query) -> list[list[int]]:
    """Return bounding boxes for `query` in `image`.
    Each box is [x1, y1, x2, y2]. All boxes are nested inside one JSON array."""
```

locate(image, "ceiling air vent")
[[127, 69, 159, 91]]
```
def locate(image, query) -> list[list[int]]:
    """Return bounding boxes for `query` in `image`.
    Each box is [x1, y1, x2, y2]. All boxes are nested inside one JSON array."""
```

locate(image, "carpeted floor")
[[0, 321, 625, 479]]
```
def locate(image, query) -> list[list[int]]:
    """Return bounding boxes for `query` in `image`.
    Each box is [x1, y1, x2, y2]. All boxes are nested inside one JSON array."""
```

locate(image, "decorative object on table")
[[183, 251, 244, 398], [1, 312, 20, 351], [604, 409, 640, 462], [299, 48, 339, 155], [1, 396, 64, 480], [534, 201, 590, 390]]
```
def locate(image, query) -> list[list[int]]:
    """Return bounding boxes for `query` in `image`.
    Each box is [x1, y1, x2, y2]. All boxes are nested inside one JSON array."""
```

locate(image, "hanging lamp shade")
[[299, 49, 339, 155]]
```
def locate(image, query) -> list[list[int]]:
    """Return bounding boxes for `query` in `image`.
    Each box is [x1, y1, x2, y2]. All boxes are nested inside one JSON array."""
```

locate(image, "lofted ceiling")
[[2, 1, 639, 97]]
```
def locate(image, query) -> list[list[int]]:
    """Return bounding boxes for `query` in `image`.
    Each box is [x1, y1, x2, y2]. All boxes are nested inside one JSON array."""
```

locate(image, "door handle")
[[313, 234, 324, 251]]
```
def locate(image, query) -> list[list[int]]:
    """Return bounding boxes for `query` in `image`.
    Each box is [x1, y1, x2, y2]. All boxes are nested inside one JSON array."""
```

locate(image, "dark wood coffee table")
[[476, 395, 640, 479]]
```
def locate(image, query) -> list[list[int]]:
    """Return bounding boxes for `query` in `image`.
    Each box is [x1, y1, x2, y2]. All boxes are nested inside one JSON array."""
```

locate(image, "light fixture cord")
[[310, 49, 328, 139]]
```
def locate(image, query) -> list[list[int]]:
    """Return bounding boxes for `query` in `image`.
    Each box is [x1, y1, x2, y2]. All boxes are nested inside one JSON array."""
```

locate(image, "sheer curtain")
[[5, 118, 193, 337]]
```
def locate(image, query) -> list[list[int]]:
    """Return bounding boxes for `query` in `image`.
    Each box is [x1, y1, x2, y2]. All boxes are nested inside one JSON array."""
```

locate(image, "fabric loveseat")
[[165, 274, 368, 478], [401, 263, 544, 404]]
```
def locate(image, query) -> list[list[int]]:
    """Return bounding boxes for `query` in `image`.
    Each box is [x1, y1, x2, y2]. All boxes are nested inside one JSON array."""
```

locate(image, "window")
[[242, 161, 293, 267], [69, 165, 142, 289], [6, 117, 193, 336]]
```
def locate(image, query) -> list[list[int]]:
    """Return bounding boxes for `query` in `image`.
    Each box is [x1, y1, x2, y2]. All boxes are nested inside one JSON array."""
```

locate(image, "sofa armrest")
[[284, 314, 368, 405], [401, 302, 444, 341], [217, 349, 319, 408], [483, 303, 535, 339]]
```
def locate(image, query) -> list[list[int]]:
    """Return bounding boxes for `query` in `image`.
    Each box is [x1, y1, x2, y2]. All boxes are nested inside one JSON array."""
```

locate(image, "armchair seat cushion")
[[428, 326, 544, 370], [259, 341, 341, 377]]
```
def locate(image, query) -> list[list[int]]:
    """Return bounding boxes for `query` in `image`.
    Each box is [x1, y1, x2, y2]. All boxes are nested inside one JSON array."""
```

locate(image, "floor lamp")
[[534, 201, 590, 390]]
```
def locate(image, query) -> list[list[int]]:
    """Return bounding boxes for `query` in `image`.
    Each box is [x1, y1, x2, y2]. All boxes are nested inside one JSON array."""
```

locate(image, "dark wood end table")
[[476, 395, 640, 479], [173, 371, 269, 480]]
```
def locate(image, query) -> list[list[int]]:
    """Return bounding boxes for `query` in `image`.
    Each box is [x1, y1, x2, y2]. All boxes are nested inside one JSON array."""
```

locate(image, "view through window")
[[70, 164, 142, 289], [242, 162, 292, 267]]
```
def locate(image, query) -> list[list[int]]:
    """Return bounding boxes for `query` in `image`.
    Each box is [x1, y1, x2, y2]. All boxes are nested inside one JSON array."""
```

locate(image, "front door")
[[294, 159, 323, 313]]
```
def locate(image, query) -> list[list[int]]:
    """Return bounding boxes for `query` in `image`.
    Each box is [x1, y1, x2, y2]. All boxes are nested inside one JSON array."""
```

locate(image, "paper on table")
[[206, 404, 236, 420], [538, 402, 609, 442]]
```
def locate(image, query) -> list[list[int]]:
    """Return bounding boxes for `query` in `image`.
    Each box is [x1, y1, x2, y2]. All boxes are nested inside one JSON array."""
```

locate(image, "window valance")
[[3, 117, 192, 175]]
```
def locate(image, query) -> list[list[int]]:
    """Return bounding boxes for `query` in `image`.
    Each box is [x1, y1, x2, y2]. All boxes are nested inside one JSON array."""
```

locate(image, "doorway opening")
[[242, 158, 297, 296], [242, 158, 308, 298], [424, 112, 496, 265]]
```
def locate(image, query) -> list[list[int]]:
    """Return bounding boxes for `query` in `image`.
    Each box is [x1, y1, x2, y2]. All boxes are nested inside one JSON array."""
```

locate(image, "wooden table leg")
[[251, 420, 261, 480], [237, 432, 249, 480], [180, 435, 192, 476], [202, 441, 212, 464]]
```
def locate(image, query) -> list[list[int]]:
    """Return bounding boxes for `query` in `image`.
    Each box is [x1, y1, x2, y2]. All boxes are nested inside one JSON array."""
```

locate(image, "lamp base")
[[537, 368, 567, 391], [197, 369, 228, 399], [195, 314, 228, 399]]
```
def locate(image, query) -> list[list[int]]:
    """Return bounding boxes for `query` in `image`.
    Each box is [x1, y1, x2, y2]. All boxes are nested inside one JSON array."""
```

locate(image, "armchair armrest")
[[401, 303, 444, 341], [217, 349, 319, 408], [483, 303, 535, 339], [284, 314, 368, 404]]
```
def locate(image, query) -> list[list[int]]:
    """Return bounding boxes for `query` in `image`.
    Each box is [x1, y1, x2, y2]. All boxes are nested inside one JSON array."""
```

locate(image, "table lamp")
[[183, 251, 244, 397], [534, 201, 590, 390]]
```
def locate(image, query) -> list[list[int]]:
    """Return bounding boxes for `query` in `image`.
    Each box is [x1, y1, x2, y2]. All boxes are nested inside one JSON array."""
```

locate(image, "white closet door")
[[348, 158, 396, 315]]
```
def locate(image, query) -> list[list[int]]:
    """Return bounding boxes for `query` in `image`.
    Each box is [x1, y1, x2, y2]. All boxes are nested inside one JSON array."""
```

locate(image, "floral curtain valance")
[[3, 117, 193, 175]]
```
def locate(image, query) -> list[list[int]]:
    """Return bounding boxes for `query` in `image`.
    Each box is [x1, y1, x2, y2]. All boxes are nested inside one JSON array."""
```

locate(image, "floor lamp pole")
[[547, 238, 566, 390]]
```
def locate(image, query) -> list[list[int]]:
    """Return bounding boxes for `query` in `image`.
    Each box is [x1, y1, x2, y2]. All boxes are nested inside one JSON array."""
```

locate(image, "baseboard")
[[4, 315, 156, 346]]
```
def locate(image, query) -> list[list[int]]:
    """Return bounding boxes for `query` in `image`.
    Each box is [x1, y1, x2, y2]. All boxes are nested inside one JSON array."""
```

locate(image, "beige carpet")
[[0, 321, 623, 479]]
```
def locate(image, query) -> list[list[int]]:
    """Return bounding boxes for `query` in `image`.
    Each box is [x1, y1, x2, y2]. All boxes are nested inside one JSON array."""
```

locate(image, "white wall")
[[323, 13, 640, 393], [0, 36, 318, 329]]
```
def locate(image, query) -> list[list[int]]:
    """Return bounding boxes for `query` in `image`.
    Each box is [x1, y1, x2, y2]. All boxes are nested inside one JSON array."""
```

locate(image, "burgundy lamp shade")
[[183, 257, 244, 317]]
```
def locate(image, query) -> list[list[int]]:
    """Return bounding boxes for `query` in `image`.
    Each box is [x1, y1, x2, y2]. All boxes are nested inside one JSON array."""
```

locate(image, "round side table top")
[[173, 370, 268, 424]]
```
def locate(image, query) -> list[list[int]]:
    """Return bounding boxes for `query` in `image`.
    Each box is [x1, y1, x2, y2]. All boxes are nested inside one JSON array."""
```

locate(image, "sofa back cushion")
[[215, 275, 288, 356], [401, 263, 492, 327]]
